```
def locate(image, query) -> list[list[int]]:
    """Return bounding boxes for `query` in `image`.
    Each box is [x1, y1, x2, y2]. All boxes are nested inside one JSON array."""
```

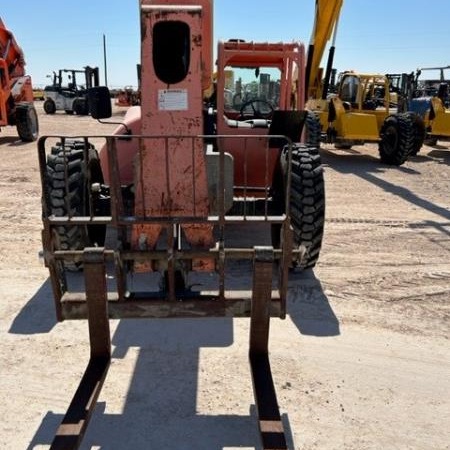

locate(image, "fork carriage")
[[38, 130, 324, 449]]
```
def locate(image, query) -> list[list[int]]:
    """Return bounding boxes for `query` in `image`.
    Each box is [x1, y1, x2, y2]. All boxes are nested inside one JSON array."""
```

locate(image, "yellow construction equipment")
[[304, 1, 416, 165]]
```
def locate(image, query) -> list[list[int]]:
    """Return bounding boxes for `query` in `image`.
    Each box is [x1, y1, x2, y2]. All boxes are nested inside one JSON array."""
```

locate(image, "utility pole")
[[103, 34, 108, 87]]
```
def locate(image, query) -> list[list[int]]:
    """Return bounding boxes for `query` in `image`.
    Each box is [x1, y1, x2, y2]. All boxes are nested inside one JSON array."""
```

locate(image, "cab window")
[[153, 21, 190, 84]]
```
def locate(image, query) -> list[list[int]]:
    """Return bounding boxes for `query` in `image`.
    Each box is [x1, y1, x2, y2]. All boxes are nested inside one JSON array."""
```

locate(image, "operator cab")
[[220, 66, 280, 129]]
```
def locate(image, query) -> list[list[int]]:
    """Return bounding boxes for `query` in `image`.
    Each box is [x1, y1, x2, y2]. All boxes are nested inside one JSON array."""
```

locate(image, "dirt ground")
[[0, 102, 449, 450]]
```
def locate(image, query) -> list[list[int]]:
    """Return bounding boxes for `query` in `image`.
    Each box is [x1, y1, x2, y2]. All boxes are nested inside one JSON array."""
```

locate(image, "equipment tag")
[[158, 89, 188, 111]]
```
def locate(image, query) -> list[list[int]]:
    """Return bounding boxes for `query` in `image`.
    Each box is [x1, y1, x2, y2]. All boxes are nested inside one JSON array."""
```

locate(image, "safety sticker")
[[158, 89, 188, 111]]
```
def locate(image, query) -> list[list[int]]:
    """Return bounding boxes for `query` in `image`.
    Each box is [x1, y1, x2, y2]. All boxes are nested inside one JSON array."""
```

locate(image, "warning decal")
[[158, 89, 188, 111]]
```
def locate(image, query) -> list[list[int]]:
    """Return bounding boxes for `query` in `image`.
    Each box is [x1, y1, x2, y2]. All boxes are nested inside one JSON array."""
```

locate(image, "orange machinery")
[[0, 17, 38, 141], [37, 1, 326, 448]]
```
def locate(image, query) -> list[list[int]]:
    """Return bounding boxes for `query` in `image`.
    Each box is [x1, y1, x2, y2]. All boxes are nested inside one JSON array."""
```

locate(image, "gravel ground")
[[0, 101, 449, 449]]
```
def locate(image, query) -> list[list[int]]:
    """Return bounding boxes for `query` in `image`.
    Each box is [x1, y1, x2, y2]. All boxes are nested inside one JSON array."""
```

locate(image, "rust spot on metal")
[[140, 16, 147, 40], [187, 10, 202, 18], [192, 34, 202, 46]]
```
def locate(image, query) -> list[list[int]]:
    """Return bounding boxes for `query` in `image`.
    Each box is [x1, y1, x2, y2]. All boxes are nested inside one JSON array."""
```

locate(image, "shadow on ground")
[[9, 278, 58, 334], [26, 316, 297, 450], [287, 269, 340, 337], [321, 147, 450, 225], [17, 256, 337, 448], [0, 136, 28, 146]]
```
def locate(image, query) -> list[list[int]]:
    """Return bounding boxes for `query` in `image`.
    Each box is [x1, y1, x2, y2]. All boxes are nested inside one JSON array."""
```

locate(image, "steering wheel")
[[239, 99, 274, 120]]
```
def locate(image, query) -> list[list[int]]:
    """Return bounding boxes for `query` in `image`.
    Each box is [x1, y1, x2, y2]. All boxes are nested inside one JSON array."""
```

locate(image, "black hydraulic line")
[[304, 44, 315, 102], [322, 45, 335, 100]]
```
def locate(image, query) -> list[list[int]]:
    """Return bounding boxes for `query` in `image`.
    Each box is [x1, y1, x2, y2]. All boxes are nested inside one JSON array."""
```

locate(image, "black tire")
[[378, 113, 414, 165], [272, 144, 325, 269], [65, 109, 74, 115], [45, 140, 106, 270], [406, 112, 425, 156], [73, 98, 89, 115], [16, 103, 39, 142], [304, 111, 322, 148], [43, 99, 56, 114]]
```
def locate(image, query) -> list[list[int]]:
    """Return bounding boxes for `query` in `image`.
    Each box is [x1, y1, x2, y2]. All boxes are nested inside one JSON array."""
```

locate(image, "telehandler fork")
[[38, 1, 326, 448]]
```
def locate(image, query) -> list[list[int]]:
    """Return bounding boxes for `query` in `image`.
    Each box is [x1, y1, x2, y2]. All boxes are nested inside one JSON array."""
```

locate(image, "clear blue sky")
[[2, 0, 450, 89]]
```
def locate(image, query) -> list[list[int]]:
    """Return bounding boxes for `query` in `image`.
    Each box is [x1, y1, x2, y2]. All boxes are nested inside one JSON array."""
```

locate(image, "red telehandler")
[[36, 0, 339, 448], [0, 17, 38, 141]]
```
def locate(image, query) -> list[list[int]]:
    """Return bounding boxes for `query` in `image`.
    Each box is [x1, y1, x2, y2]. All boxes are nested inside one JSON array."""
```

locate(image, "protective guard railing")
[[37, 133, 297, 450]]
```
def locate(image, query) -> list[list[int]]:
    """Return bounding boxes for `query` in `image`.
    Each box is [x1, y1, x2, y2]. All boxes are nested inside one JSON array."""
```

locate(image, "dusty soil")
[[0, 102, 449, 449]]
